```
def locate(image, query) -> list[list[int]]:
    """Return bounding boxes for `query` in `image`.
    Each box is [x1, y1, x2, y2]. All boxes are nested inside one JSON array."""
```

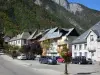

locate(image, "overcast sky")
[[68, 0, 100, 11]]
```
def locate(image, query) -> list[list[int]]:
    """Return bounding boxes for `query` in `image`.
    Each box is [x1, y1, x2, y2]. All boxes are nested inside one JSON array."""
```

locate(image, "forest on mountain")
[[0, 0, 100, 36]]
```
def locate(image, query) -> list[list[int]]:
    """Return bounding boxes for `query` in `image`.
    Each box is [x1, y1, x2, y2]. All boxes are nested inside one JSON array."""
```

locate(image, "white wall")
[[96, 42, 100, 61], [87, 31, 97, 51], [9, 39, 27, 47], [72, 30, 100, 61], [72, 43, 89, 58], [86, 31, 98, 61]]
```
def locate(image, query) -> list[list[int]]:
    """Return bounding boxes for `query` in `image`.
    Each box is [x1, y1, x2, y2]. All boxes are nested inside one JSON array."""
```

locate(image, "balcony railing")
[[87, 47, 96, 52]]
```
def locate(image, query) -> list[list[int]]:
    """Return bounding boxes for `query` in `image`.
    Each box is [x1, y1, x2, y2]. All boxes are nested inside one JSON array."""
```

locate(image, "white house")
[[9, 32, 30, 47], [72, 21, 100, 61]]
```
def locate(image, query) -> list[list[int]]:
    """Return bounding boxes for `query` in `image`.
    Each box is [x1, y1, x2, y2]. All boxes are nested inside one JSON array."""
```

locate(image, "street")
[[0, 55, 51, 75], [1, 54, 100, 75]]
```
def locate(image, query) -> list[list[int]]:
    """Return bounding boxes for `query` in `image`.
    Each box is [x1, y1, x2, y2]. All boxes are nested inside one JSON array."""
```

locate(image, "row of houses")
[[5, 21, 100, 61], [6, 27, 79, 56]]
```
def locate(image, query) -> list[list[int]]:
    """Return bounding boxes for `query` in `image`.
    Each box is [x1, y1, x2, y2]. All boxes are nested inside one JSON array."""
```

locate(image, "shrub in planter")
[[60, 51, 72, 63], [59, 44, 72, 74]]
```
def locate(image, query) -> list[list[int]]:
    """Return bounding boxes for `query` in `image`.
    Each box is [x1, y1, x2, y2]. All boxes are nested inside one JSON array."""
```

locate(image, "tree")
[[0, 32, 4, 49], [29, 41, 42, 55], [60, 44, 72, 74], [57, 37, 72, 75], [20, 45, 30, 53], [40, 39, 51, 56], [34, 41, 42, 55]]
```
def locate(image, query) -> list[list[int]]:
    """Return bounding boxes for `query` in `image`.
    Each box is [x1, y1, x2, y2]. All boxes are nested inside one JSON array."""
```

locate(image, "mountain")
[[0, 0, 100, 36]]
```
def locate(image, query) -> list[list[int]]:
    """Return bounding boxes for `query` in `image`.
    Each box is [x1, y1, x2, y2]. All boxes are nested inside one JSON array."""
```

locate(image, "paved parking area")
[[22, 59, 100, 75], [1, 55, 100, 75]]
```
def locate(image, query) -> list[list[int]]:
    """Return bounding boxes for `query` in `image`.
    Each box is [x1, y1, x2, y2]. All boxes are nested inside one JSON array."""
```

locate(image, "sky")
[[68, 0, 100, 11]]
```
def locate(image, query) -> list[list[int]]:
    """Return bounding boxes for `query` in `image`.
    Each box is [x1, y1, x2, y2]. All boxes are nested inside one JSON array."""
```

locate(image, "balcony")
[[87, 47, 96, 52]]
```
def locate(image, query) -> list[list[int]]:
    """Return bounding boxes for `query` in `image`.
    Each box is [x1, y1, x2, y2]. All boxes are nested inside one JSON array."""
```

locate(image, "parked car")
[[17, 54, 27, 60], [35, 55, 41, 60], [72, 56, 89, 64], [57, 57, 65, 63], [39, 56, 57, 65], [72, 57, 80, 64], [79, 58, 88, 64], [87, 58, 92, 64], [26, 55, 36, 60]]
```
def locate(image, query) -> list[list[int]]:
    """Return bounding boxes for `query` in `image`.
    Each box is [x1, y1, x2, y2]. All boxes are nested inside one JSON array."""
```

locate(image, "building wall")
[[87, 31, 98, 61], [96, 42, 100, 61], [9, 39, 27, 47], [72, 43, 90, 58], [16, 40, 22, 47], [47, 40, 59, 56], [72, 30, 100, 61]]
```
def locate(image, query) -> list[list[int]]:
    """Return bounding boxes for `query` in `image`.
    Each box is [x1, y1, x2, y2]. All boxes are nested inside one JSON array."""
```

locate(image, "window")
[[18, 40, 20, 44], [24, 39, 26, 44], [79, 44, 82, 50], [74, 45, 76, 50], [90, 35, 94, 41], [74, 52, 77, 57], [84, 52, 87, 57], [92, 52, 94, 56], [84, 44, 87, 49], [79, 52, 82, 56]]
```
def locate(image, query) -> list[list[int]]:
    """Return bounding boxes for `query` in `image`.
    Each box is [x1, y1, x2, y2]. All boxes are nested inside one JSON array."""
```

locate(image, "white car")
[[17, 54, 26, 60]]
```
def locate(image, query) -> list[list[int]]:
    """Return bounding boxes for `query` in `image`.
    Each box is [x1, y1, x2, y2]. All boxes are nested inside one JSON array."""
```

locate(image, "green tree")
[[41, 39, 52, 56], [60, 44, 72, 74]]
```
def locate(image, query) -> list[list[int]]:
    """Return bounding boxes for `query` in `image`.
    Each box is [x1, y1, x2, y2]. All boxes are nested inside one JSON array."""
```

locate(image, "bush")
[[60, 44, 72, 63], [3, 44, 20, 55]]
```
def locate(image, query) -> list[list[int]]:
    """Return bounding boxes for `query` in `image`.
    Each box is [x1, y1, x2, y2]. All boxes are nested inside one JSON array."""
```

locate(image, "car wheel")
[[48, 62, 50, 65]]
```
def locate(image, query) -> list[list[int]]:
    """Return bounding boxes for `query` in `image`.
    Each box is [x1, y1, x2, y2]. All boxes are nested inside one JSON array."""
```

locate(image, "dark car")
[[87, 58, 92, 64], [39, 56, 57, 65], [79, 58, 88, 64], [72, 56, 88, 64], [72, 57, 80, 64], [26, 55, 36, 60]]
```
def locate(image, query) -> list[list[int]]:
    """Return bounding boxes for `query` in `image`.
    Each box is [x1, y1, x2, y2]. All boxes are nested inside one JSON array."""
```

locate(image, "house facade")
[[72, 21, 100, 61], [39, 27, 79, 56], [9, 32, 30, 47]]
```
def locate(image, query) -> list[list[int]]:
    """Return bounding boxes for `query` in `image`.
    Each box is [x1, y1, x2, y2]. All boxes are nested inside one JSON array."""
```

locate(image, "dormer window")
[[90, 35, 94, 41]]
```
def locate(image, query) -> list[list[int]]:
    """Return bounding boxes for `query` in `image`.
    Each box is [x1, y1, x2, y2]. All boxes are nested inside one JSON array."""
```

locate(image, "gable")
[[85, 30, 98, 39], [72, 21, 100, 44]]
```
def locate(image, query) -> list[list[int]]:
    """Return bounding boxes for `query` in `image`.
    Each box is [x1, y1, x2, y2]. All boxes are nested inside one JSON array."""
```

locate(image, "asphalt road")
[[1, 54, 100, 75], [22, 59, 100, 75], [0, 56, 45, 75]]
